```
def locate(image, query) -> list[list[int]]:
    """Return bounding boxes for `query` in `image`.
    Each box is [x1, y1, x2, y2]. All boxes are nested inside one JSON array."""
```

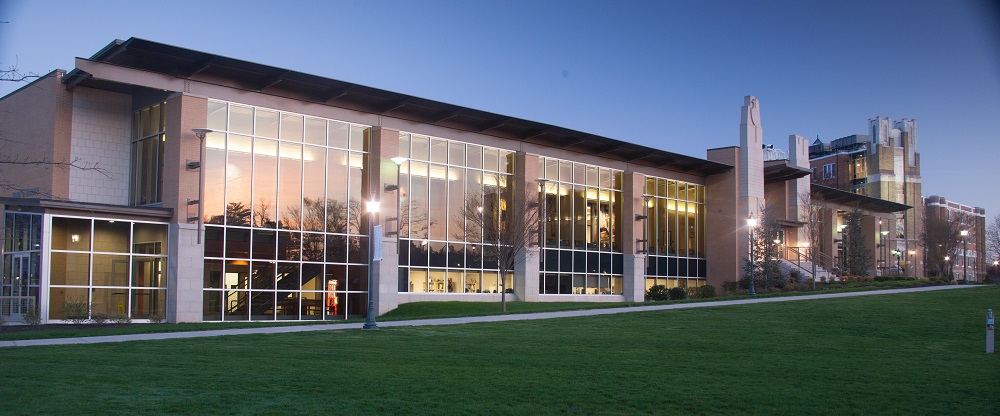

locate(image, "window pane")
[[225, 228, 250, 258], [204, 132, 227, 224], [280, 113, 303, 142], [230, 105, 253, 135], [208, 101, 228, 131], [132, 257, 165, 288], [255, 109, 279, 138], [226, 134, 253, 226], [132, 289, 166, 319], [304, 117, 326, 145], [49, 252, 90, 286], [93, 220, 130, 253], [253, 138, 278, 227], [51, 217, 91, 251], [327, 149, 349, 233], [133, 223, 167, 255], [350, 125, 368, 151], [92, 254, 129, 286], [278, 142, 303, 230], [328, 121, 349, 149], [302, 145, 326, 232]]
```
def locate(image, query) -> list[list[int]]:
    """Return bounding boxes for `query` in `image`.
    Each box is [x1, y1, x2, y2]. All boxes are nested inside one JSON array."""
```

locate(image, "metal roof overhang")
[[810, 184, 910, 214], [763, 159, 811, 183], [0, 197, 174, 219], [63, 38, 732, 177]]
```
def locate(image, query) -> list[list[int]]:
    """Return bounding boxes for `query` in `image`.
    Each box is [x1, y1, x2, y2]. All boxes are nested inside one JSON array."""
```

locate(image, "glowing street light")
[[961, 229, 969, 284]]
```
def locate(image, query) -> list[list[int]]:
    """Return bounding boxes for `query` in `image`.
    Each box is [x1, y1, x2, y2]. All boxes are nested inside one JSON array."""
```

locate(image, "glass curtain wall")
[[47, 216, 168, 320], [643, 177, 707, 290], [130, 102, 166, 206], [396, 132, 515, 294], [202, 100, 371, 321], [2, 212, 42, 318], [537, 157, 624, 295]]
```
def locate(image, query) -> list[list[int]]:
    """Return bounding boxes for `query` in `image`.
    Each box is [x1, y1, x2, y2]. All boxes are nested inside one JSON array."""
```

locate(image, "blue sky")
[[2, 0, 998, 216]]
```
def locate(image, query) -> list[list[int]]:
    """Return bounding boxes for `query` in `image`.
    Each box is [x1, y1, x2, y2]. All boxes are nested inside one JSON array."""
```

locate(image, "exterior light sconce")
[[191, 128, 214, 244]]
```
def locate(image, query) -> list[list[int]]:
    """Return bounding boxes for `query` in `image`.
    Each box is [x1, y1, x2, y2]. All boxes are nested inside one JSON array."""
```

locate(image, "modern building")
[[924, 195, 986, 281], [1, 38, 756, 324], [0, 38, 915, 325], [809, 117, 924, 277]]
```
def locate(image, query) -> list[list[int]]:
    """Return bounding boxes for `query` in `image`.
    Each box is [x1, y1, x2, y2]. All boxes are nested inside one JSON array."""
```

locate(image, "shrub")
[[789, 269, 804, 283], [667, 287, 687, 300], [91, 313, 110, 326], [646, 285, 669, 301], [721, 281, 740, 293], [111, 313, 132, 325], [148, 314, 164, 324], [696, 285, 716, 299], [63, 298, 90, 325], [23, 307, 41, 326]]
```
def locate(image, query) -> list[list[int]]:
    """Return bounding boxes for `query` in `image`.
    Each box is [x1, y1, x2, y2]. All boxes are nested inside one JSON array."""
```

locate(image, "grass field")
[[1, 286, 997, 415], [0, 279, 942, 341]]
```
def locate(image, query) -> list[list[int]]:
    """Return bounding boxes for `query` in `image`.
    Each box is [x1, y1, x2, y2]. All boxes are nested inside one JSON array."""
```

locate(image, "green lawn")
[[0, 279, 942, 341], [1, 286, 997, 415]]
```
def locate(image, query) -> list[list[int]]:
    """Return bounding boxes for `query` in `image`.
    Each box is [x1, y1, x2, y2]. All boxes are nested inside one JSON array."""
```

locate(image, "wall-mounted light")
[[71, 234, 80, 243]]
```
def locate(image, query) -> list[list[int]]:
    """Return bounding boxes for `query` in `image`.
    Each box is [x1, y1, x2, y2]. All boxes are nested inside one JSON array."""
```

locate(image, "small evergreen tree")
[[843, 207, 873, 276]]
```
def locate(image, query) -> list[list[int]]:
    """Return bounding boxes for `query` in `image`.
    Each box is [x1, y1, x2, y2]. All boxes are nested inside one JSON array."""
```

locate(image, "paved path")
[[0, 284, 986, 348]]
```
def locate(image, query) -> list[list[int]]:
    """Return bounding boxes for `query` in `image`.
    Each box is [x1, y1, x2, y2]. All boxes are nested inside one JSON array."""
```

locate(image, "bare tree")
[[987, 214, 1000, 266], [799, 191, 825, 289], [457, 173, 539, 313], [923, 214, 962, 279], [1, 60, 39, 83]]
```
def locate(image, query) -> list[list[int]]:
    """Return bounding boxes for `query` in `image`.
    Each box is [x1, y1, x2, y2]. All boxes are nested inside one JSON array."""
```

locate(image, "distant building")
[[809, 117, 923, 277], [924, 195, 986, 281]]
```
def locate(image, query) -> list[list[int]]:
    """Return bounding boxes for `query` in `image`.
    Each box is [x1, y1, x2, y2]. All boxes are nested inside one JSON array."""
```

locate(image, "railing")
[[0, 295, 36, 317], [782, 246, 837, 278]]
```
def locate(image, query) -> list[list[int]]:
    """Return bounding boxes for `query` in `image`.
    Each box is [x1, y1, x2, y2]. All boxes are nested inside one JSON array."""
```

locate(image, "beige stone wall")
[[705, 147, 739, 287]]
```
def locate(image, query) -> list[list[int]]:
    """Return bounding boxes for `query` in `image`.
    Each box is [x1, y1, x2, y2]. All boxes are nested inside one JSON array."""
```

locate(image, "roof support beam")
[[380, 98, 410, 114], [478, 117, 512, 132], [257, 70, 290, 91], [432, 109, 462, 123]]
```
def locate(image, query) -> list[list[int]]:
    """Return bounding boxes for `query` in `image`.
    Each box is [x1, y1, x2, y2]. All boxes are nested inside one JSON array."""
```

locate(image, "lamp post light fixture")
[[191, 128, 214, 244], [961, 229, 969, 284], [880, 230, 889, 276], [945, 256, 951, 280], [747, 216, 758, 296], [363, 199, 381, 330]]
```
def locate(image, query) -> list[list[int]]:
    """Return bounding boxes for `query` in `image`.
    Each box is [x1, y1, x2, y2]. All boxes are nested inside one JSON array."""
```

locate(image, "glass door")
[[2, 253, 32, 318]]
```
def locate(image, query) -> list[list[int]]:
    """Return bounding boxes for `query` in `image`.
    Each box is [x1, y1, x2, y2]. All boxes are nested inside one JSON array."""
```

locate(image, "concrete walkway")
[[0, 284, 986, 348]]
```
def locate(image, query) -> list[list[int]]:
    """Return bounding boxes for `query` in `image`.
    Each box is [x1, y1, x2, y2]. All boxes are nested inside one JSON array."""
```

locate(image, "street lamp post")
[[363, 199, 381, 330], [880, 230, 889, 276], [961, 229, 969, 284], [944, 256, 951, 281], [747, 216, 758, 296]]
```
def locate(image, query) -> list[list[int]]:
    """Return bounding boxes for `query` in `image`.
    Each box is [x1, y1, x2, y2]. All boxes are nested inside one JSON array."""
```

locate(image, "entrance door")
[[2, 254, 33, 318]]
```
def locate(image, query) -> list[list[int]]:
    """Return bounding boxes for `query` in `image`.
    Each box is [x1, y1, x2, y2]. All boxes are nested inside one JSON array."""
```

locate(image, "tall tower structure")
[[866, 117, 923, 276], [740, 96, 765, 220]]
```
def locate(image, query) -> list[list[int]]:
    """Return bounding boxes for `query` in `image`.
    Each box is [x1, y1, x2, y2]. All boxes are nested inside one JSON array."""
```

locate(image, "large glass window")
[[202, 100, 371, 321], [397, 132, 516, 294], [537, 157, 623, 295], [47, 216, 168, 321], [642, 176, 707, 290], [130, 103, 166, 206]]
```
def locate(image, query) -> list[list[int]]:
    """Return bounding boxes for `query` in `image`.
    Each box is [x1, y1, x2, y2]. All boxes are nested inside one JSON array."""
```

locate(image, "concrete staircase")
[[778, 258, 834, 282]]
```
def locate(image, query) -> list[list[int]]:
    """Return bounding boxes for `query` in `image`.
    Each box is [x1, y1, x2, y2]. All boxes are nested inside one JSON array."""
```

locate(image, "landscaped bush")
[[721, 281, 739, 293], [63, 298, 90, 325], [22, 307, 41, 326], [111, 313, 132, 325], [646, 285, 669, 301], [667, 287, 687, 300], [91, 313, 109, 326], [696, 285, 716, 299]]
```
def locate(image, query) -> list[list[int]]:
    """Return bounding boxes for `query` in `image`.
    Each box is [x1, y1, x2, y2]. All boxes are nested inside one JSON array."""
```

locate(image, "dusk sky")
[[2, 0, 998, 216]]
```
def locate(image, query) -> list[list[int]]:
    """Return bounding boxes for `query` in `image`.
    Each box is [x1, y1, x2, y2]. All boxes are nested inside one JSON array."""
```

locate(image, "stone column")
[[165, 94, 208, 323], [515, 152, 541, 302], [369, 127, 401, 316], [622, 172, 645, 302]]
